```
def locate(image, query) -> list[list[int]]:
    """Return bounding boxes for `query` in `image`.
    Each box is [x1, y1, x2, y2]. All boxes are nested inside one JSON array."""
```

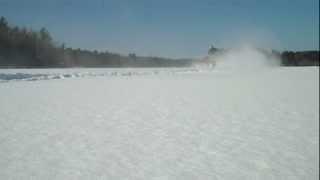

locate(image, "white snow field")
[[0, 67, 318, 179]]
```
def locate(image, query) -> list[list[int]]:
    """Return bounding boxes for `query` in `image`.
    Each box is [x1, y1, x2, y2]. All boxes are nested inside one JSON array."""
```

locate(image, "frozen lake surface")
[[0, 67, 318, 179]]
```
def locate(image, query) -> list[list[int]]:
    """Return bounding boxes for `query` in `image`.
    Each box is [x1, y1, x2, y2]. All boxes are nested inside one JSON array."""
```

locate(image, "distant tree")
[[208, 44, 218, 55], [0, 17, 9, 50], [129, 53, 137, 62], [0, 16, 9, 32], [39, 27, 52, 42]]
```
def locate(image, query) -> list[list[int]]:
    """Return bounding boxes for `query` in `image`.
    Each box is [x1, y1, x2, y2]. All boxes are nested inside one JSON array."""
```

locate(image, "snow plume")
[[212, 44, 281, 71]]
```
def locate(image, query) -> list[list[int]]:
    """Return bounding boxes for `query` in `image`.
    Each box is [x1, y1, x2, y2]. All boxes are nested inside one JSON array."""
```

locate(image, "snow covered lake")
[[0, 67, 318, 179]]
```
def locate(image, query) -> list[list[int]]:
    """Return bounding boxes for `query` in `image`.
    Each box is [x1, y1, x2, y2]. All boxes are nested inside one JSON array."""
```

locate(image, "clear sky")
[[0, 0, 319, 58]]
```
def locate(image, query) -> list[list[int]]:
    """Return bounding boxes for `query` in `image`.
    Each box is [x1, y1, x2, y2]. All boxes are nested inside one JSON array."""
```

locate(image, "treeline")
[[281, 51, 319, 66], [0, 17, 64, 67], [62, 49, 192, 67], [0, 16, 192, 68]]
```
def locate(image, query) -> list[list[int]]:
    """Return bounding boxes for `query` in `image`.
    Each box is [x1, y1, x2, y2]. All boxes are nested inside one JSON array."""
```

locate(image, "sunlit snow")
[[0, 67, 318, 179]]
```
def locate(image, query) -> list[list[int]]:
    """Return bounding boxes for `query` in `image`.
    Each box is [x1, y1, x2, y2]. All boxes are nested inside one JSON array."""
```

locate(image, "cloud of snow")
[[212, 44, 281, 72]]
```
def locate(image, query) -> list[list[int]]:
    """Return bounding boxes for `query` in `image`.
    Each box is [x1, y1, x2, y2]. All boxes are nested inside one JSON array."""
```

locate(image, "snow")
[[0, 67, 318, 179], [0, 68, 200, 82]]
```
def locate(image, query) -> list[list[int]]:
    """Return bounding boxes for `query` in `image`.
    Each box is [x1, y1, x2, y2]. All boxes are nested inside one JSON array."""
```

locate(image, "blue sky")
[[0, 0, 319, 58]]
